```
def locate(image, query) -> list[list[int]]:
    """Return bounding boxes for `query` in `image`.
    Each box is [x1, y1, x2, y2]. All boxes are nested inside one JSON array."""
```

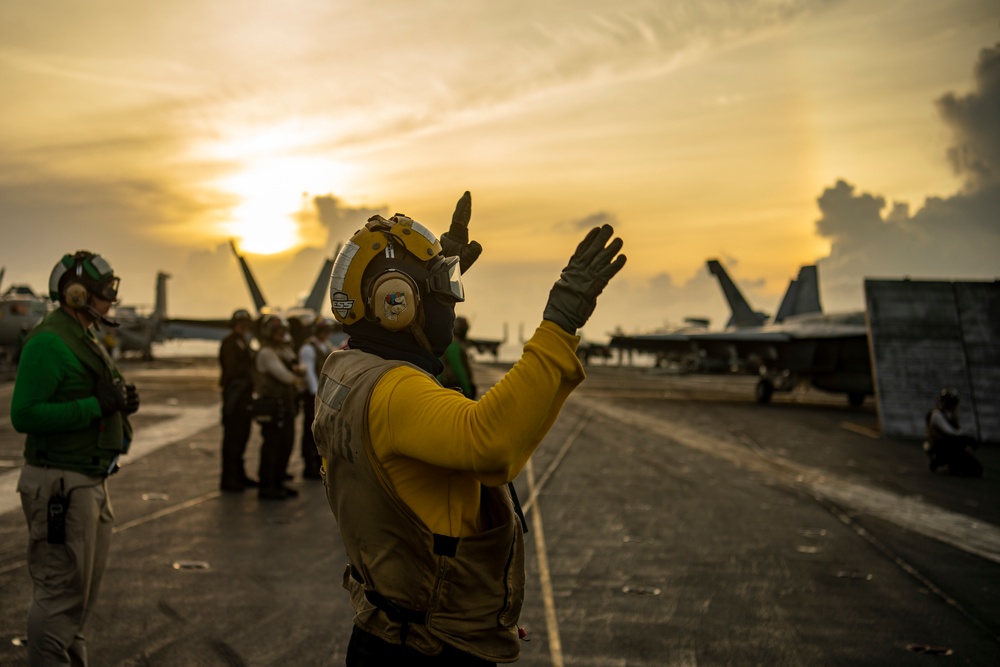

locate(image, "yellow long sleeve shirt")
[[368, 321, 585, 538]]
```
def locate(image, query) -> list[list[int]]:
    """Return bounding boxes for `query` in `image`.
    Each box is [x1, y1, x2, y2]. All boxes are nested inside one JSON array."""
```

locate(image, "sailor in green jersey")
[[438, 316, 476, 399], [11, 250, 140, 667]]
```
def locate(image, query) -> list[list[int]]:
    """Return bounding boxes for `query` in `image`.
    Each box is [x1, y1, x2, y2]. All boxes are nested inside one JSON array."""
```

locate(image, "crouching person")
[[924, 387, 983, 477]]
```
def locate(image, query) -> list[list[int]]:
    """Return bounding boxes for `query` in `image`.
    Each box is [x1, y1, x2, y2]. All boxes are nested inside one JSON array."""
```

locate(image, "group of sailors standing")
[[217, 309, 348, 500]]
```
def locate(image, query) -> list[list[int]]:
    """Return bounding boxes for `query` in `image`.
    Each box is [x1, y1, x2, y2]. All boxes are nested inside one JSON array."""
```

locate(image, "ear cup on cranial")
[[369, 272, 418, 331], [64, 282, 89, 309]]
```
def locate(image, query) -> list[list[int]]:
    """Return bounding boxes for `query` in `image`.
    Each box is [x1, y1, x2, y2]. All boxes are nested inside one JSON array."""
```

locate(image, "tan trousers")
[[17, 464, 113, 667]]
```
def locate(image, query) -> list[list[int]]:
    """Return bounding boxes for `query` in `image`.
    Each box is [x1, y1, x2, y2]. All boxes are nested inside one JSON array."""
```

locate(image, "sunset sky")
[[1, 0, 997, 348]]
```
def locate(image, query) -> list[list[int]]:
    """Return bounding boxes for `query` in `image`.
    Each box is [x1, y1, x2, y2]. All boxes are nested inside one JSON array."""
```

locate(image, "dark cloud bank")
[[814, 41, 1000, 311]]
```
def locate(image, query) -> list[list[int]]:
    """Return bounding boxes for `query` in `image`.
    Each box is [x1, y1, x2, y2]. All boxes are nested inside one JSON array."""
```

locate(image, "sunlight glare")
[[204, 122, 353, 255]]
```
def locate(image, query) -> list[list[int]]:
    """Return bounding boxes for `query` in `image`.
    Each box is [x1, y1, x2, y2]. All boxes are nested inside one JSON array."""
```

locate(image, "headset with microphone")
[[48, 251, 121, 328], [329, 214, 465, 352]]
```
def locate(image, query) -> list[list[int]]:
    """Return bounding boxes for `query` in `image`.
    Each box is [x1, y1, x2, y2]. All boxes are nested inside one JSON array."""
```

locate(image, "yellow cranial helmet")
[[329, 214, 464, 331]]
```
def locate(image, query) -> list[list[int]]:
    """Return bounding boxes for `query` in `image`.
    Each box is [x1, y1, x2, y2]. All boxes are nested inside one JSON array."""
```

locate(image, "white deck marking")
[[526, 457, 564, 667], [579, 396, 1000, 565]]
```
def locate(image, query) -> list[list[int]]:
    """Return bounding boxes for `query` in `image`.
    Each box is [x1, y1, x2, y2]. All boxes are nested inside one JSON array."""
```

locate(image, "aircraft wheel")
[[848, 392, 865, 407], [755, 379, 774, 404]]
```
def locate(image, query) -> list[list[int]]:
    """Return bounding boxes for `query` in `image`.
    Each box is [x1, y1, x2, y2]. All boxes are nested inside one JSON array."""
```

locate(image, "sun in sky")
[[203, 123, 354, 254]]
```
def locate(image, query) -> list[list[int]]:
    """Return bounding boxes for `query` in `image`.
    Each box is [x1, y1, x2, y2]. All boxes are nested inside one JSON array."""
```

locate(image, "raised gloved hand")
[[124, 383, 140, 415], [543, 225, 626, 335], [440, 191, 483, 273], [95, 381, 127, 416]]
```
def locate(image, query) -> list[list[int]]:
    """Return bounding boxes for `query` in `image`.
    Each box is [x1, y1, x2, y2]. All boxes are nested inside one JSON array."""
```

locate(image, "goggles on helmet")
[[426, 254, 465, 303], [93, 277, 120, 302]]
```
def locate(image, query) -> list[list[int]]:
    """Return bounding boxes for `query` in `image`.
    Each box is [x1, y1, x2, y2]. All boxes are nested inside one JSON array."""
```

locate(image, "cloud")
[[553, 210, 620, 233], [813, 41, 1000, 312], [0, 165, 215, 285], [937, 42, 1000, 192], [310, 194, 386, 242], [297, 2, 834, 155]]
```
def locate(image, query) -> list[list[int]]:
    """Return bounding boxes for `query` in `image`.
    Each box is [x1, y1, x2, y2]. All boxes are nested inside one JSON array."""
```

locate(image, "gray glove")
[[440, 191, 483, 273], [543, 225, 626, 334]]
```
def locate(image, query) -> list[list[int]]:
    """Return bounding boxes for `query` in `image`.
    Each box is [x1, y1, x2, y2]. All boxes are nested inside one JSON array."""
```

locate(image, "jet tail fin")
[[707, 259, 768, 328], [153, 272, 170, 321], [304, 258, 335, 313], [774, 265, 822, 322], [151, 272, 171, 343], [229, 240, 268, 314], [303, 243, 340, 314]]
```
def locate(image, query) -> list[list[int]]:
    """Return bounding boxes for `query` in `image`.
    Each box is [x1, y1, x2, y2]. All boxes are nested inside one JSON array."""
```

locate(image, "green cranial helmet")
[[48, 250, 119, 304]]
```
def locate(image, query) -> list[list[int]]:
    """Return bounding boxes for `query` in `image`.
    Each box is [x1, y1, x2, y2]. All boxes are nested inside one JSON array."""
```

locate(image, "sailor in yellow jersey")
[[313, 191, 625, 666]]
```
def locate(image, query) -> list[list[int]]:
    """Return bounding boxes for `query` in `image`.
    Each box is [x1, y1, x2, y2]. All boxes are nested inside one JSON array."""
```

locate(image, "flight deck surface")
[[0, 357, 997, 666]]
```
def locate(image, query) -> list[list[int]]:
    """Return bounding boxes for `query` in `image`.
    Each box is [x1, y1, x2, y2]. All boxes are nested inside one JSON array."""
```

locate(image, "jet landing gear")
[[755, 373, 869, 407], [755, 379, 774, 404], [754, 370, 797, 405]]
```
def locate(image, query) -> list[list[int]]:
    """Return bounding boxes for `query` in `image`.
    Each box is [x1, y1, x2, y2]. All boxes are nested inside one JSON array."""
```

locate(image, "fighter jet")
[[0, 268, 54, 366], [610, 260, 873, 405]]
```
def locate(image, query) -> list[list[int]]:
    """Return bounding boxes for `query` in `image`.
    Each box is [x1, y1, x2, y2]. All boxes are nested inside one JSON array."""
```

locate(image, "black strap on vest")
[[351, 565, 427, 646], [507, 482, 529, 534], [363, 589, 427, 646], [352, 531, 474, 648], [349, 488, 528, 648], [433, 533, 459, 557]]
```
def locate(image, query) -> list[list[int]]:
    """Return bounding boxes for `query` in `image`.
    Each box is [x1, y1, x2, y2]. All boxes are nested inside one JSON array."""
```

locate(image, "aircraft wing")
[[610, 332, 734, 372], [164, 318, 231, 342], [610, 333, 695, 354]]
